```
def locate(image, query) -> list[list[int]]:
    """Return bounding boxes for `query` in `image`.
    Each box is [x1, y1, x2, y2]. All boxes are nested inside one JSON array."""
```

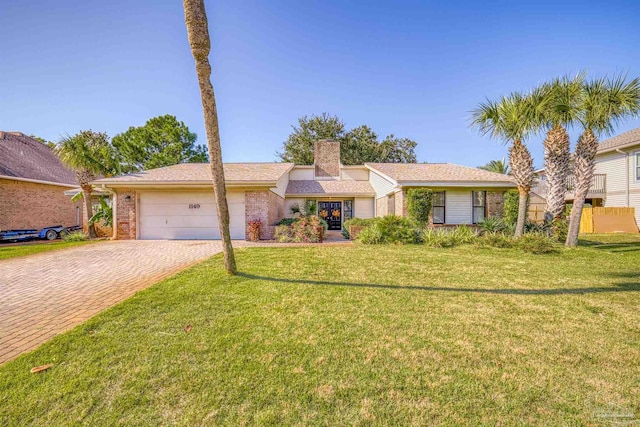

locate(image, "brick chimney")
[[314, 139, 341, 179]]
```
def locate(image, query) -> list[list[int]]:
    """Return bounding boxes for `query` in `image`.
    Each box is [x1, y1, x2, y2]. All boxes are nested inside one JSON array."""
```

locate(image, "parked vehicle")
[[0, 225, 81, 243]]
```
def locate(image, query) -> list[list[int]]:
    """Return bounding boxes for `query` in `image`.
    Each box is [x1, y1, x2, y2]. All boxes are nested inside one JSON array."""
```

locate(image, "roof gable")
[[0, 132, 77, 186]]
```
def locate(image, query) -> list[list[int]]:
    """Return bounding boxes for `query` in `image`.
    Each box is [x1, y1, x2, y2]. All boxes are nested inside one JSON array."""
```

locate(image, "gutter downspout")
[[615, 149, 630, 207]]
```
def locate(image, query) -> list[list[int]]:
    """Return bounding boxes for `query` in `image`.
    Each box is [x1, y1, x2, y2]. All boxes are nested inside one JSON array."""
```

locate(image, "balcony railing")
[[531, 174, 606, 197]]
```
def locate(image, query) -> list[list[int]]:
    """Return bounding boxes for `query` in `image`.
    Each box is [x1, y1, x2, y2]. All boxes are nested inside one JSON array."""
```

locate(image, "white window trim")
[[635, 151, 640, 181]]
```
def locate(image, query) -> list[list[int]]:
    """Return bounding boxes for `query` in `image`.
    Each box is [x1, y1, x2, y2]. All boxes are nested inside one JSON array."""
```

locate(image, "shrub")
[[476, 232, 514, 248], [274, 225, 292, 242], [275, 218, 297, 227], [343, 217, 378, 239], [247, 219, 261, 241], [549, 218, 568, 243], [406, 188, 433, 225], [357, 216, 421, 244], [476, 217, 505, 234], [276, 215, 325, 243], [448, 225, 479, 245], [517, 233, 556, 254], [63, 231, 89, 242], [524, 220, 547, 234], [503, 189, 522, 225], [422, 229, 455, 248]]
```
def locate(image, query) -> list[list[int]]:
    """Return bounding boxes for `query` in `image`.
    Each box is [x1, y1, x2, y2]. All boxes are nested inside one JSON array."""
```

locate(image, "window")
[[472, 191, 486, 224], [343, 200, 353, 222], [432, 191, 445, 224], [636, 152, 640, 181]]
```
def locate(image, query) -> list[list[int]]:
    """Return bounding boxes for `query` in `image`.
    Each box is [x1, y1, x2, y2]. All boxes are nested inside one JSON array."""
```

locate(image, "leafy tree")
[[471, 92, 537, 237], [57, 131, 119, 238], [278, 113, 418, 165], [184, 0, 236, 274], [111, 114, 208, 173], [565, 76, 640, 246], [478, 158, 510, 174], [278, 113, 345, 165]]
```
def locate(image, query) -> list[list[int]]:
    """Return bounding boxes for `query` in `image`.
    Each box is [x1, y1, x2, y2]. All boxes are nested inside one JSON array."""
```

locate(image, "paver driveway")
[[0, 240, 249, 364]]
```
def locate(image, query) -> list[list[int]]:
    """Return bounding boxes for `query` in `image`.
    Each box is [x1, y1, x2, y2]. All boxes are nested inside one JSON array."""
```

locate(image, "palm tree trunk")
[[509, 139, 534, 237], [543, 125, 571, 221], [81, 184, 97, 238], [566, 129, 598, 246], [515, 188, 528, 238], [183, 0, 237, 275]]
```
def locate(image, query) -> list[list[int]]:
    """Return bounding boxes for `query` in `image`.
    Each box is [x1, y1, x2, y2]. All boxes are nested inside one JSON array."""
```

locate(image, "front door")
[[318, 201, 342, 230]]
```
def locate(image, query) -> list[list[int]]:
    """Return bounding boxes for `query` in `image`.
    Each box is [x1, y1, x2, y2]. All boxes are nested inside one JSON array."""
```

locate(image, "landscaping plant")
[[406, 188, 433, 225]]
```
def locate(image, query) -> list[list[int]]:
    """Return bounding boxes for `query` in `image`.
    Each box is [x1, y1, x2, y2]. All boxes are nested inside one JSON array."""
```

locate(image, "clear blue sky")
[[2, 1, 640, 168]]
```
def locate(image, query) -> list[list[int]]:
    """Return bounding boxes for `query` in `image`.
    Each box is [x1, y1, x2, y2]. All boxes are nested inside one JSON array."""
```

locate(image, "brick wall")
[[314, 140, 341, 178], [245, 190, 285, 240], [487, 191, 505, 218], [376, 197, 387, 217], [0, 178, 82, 230], [394, 190, 407, 217], [114, 190, 137, 240]]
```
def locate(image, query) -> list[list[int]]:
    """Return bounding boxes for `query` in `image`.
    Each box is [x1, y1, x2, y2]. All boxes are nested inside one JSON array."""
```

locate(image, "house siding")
[[340, 168, 369, 181], [246, 190, 284, 240], [0, 178, 82, 231], [114, 190, 137, 240], [444, 190, 472, 224], [369, 170, 396, 199], [354, 197, 375, 219], [595, 147, 640, 225], [289, 167, 314, 180]]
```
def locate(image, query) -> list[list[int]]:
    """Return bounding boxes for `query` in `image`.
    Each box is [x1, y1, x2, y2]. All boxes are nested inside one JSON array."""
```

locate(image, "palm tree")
[[478, 158, 510, 175], [565, 76, 640, 246], [471, 92, 536, 237], [537, 74, 585, 222], [57, 131, 117, 238], [183, 0, 237, 274]]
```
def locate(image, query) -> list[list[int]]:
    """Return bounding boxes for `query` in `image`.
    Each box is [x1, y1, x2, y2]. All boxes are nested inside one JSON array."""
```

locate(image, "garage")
[[138, 191, 245, 240]]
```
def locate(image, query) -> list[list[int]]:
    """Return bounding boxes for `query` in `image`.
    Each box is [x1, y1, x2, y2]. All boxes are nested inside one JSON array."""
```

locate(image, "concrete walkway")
[[0, 240, 250, 365]]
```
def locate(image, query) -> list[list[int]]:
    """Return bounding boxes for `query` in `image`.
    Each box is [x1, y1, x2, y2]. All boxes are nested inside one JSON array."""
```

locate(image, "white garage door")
[[139, 191, 245, 240]]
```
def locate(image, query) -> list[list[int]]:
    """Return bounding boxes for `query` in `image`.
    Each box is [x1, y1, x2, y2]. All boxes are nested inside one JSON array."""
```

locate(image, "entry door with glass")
[[318, 201, 342, 230]]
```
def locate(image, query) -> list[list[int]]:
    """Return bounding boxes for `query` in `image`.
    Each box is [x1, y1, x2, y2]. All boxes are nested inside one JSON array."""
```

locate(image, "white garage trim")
[[138, 191, 245, 240]]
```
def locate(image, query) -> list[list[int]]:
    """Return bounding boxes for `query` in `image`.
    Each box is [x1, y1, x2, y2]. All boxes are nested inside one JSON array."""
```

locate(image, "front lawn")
[[0, 240, 94, 261], [1, 238, 639, 425]]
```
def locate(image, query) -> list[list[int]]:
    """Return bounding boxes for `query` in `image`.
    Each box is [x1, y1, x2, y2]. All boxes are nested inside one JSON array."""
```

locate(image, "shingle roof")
[[597, 127, 640, 153], [366, 163, 514, 184], [0, 132, 77, 186], [286, 180, 375, 196], [92, 162, 294, 184]]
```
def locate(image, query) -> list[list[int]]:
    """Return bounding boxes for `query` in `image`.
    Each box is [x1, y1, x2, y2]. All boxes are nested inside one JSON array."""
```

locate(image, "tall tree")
[[565, 76, 640, 246], [478, 158, 510, 175], [278, 113, 346, 164], [277, 113, 418, 165], [538, 74, 585, 222], [57, 131, 119, 238], [184, 0, 236, 274], [471, 92, 536, 237], [111, 114, 208, 173]]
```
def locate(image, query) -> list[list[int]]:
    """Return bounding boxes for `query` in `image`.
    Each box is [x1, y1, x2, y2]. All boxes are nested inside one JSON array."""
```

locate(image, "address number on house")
[[189, 203, 201, 209]]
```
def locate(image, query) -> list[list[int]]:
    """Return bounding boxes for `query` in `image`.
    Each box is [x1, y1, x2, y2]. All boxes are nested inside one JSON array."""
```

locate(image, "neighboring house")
[[92, 140, 515, 240], [0, 131, 82, 231], [531, 127, 640, 227]]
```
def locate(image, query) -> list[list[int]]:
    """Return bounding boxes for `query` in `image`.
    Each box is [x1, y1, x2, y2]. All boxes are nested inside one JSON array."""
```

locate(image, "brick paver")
[[0, 240, 250, 364]]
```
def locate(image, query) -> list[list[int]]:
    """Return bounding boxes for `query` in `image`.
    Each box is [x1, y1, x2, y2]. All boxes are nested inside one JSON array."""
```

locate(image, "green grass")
[[0, 240, 94, 260], [1, 237, 640, 425]]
